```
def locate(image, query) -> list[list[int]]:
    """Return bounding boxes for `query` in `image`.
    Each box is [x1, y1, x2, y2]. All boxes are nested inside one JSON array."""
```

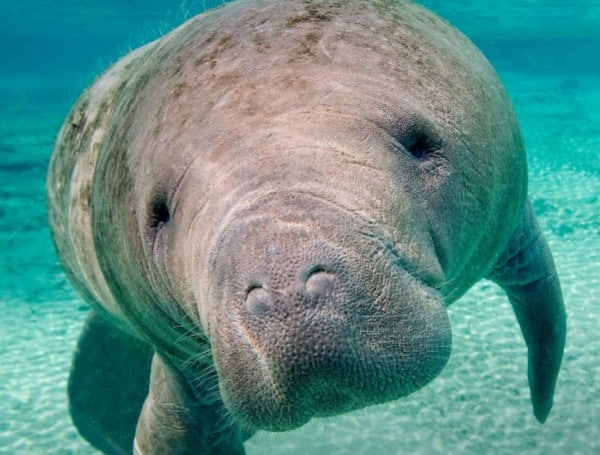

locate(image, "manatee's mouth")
[[210, 261, 452, 432]]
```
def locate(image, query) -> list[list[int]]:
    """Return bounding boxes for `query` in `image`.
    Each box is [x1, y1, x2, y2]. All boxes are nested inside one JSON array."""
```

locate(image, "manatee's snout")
[[243, 266, 339, 317], [206, 197, 451, 431]]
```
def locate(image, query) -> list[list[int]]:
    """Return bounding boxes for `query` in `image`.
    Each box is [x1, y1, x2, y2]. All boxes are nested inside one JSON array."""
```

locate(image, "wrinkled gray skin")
[[47, 0, 566, 453]]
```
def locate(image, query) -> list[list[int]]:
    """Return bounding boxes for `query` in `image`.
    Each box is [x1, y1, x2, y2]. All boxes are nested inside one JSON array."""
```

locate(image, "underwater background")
[[0, 0, 598, 453]]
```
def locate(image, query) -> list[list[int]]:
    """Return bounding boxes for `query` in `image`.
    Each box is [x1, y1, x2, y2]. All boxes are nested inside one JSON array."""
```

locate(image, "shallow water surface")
[[0, 1, 598, 453]]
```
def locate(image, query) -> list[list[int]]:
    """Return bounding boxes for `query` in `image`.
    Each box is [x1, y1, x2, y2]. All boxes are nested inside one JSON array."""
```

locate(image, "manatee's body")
[[47, 0, 566, 453]]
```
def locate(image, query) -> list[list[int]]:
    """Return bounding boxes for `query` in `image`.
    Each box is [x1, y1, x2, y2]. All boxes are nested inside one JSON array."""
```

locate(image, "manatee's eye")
[[148, 194, 171, 229], [394, 117, 443, 162], [406, 133, 440, 161]]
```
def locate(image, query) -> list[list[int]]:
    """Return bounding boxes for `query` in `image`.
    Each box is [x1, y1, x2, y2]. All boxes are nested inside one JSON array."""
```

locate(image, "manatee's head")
[[116, 0, 526, 432]]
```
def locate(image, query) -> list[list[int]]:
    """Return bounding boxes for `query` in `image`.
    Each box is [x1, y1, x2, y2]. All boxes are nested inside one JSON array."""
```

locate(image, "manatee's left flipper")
[[134, 353, 247, 455], [68, 310, 154, 454], [488, 199, 566, 423]]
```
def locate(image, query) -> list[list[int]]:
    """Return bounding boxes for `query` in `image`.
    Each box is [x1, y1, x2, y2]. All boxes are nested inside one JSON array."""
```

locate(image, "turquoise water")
[[1, 0, 598, 453]]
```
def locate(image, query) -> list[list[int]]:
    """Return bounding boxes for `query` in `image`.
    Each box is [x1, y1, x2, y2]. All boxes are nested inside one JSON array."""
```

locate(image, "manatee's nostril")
[[245, 285, 272, 315], [305, 269, 337, 297]]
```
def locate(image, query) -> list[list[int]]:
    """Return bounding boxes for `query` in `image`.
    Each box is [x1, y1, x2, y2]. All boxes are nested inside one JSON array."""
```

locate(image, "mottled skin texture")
[[47, 0, 566, 453]]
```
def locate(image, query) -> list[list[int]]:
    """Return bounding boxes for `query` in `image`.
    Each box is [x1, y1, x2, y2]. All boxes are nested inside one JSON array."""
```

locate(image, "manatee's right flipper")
[[68, 310, 154, 454], [134, 353, 248, 455], [488, 200, 566, 423]]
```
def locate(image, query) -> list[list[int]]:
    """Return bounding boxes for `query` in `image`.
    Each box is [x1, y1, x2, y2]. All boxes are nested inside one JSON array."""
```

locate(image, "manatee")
[[47, 0, 566, 453]]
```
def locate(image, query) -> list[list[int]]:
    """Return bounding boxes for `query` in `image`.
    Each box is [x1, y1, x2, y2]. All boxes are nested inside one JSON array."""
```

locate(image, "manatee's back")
[[47, 43, 156, 325]]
